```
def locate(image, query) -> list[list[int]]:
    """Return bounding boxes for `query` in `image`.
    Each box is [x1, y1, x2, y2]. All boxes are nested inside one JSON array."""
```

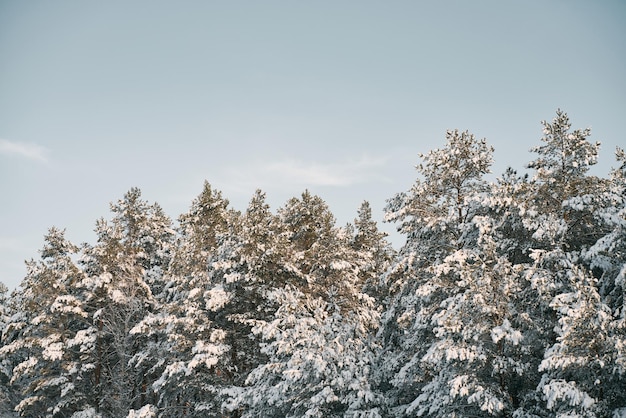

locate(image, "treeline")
[[0, 110, 624, 417]]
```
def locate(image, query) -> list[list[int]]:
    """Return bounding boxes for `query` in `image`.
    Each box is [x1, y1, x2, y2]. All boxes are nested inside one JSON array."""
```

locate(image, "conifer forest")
[[1, 110, 625, 417]]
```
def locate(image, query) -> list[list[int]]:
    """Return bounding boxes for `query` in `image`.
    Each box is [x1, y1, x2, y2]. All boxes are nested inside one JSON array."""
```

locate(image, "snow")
[[491, 319, 523, 346], [70, 409, 101, 418], [330, 260, 352, 270], [10, 357, 37, 385], [542, 380, 595, 411], [50, 295, 87, 317], [2, 113, 624, 417], [109, 288, 127, 304], [188, 340, 228, 371], [449, 375, 470, 397], [204, 285, 230, 311], [15, 396, 44, 414], [67, 328, 97, 353], [126, 405, 157, 418]]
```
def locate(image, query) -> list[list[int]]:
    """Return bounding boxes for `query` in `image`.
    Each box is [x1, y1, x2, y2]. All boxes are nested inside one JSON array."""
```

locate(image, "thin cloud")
[[264, 157, 388, 186], [0, 139, 49, 162], [219, 155, 390, 194]]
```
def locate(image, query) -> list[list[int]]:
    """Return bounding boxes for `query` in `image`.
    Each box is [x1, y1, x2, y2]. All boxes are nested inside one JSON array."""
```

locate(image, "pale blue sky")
[[1, 1, 624, 290]]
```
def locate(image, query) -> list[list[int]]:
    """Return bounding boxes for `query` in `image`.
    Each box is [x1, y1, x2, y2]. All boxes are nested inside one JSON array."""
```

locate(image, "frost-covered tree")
[[523, 109, 603, 255], [0, 281, 13, 413], [130, 290, 230, 418], [409, 210, 546, 417], [533, 147, 626, 417], [586, 147, 626, 313], [104, 188, 175, 300], [277, 190, 373, 306], [385, 130, 494, 255], [513, 111, 625, 416], [130, 183, 241, 417], [351, 201, 395, 302], [473, 168, 554, 417], [237, 285, 381, 418], [233, 191, 383, 417], [0, 228, 97, 417], [377, 129, 495, 415], [277, 190, 338, 292], [215, 190, 288, 386], [168, 181, 233, 290], [78, 189, 174, 416], [536, 264, 618, 417]]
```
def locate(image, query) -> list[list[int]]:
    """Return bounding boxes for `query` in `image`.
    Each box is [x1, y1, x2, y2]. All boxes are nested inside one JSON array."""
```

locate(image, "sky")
[[1, 1, 624, 291]]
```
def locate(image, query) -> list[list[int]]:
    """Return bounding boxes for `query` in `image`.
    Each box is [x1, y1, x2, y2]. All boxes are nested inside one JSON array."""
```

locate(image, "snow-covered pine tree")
[[215, 190, 288, 388], [537, 263, 616, 417], [0, 281, 12, 414], [588, 147, 626, 416], [524, 109, 603, 255], [377, 129, 514, 416], [586, 147, 626, 316], [78, 188, 174, 417], [167, 181, 233, 291], [474, 168, 552, 417], [351, 201, 395, 303], [130, 182, 238, 417], [536, 147, 626, 417], [519, 111, 622, 416], [240, 285, 381, 418], [236, 191, 382, 417], [0, 228, 97, 417]]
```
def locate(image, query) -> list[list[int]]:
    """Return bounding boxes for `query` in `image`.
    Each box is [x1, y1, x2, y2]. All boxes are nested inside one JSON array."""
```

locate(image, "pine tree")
[[537, 147, 626, 417], [351, 201, 395, 303], [217, 190, 287, 386], [0, 281, 16, 414], [235, 191, 382, 417], [520, 111, 623, 416], [131, 183, 238, 417], [523, 109, 602, 254], [239, 285, 381, 418], [478, 168, 550, 417], [377, 129, 495, 416], [586, 147, 626, 315], [168, 181, 233, 288], [277, 190, 373, 307], [3, 110, 623, 417], [78, 188, 174, 416], [537, 264, 615, 417], [0, 228, 97, 417]]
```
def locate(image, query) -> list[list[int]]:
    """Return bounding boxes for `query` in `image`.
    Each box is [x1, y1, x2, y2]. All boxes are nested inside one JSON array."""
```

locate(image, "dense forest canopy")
[[0, 110, 624, 417]]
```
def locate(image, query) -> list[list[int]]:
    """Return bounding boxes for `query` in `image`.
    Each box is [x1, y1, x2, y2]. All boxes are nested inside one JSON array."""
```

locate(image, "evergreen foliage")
[[0, 110, 623, 417]]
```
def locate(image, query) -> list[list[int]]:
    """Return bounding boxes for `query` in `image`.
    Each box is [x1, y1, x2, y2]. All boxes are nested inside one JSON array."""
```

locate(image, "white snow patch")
[[126, 405, 157, 418]]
